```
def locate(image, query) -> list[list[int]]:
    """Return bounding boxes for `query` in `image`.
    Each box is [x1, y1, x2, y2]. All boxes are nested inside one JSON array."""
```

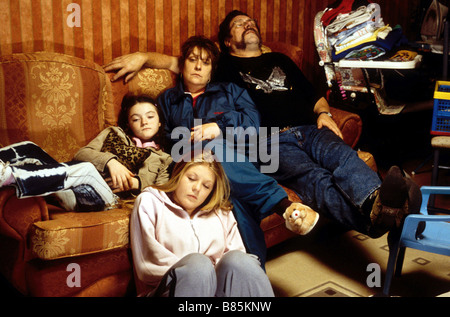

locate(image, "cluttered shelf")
[[314, 1, 443, 116], [334, 49, 425, 115], [337, 50, 423, 69]]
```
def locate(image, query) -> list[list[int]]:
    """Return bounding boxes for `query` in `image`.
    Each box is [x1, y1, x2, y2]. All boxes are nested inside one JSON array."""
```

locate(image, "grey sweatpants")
[[149, 250, 275, 297]]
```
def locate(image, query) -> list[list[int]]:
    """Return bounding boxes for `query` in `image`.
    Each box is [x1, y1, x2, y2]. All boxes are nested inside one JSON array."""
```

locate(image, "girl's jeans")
[[266, 125, 382, 235], [0, 141, 117, 211]]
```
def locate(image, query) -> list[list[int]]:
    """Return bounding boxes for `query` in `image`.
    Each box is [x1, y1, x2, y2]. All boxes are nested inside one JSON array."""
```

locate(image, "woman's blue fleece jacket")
[[157, 81, 261, 145]]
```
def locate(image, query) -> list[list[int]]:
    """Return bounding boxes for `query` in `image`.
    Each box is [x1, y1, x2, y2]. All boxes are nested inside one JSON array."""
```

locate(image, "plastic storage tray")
[[431, 81, 450, 136]]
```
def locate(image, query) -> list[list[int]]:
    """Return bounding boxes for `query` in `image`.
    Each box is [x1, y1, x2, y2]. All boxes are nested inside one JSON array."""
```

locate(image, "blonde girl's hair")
[[152, 151, 233, 212]]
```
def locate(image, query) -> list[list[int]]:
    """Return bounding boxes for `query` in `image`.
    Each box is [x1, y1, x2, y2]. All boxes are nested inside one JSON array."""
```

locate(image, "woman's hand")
[[105, 159, 138, 192], [191, 123, 221, 142]]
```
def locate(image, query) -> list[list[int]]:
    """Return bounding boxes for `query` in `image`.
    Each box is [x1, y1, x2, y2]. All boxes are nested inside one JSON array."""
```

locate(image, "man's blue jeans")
[[266, 125, 382, 235]]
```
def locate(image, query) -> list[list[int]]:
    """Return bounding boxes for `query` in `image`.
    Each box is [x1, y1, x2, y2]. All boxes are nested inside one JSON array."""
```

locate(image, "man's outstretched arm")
[[103, 52, 179, 82]]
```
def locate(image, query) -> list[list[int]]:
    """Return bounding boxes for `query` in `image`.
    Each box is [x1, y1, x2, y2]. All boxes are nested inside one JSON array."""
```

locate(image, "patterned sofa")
[[0, 43, 374, 296]]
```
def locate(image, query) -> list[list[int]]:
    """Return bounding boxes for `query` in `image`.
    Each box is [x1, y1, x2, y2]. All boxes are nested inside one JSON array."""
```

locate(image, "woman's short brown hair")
[[178, 35, 220, 72]]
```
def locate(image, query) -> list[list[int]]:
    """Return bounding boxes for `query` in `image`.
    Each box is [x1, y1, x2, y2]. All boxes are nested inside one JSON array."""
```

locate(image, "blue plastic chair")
[[383, 186, 450, 296]]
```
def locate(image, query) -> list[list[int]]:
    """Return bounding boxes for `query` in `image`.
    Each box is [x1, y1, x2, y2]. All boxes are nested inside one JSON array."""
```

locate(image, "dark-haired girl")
[[75, 94, 172, 193], [0, 95, 172, 211]]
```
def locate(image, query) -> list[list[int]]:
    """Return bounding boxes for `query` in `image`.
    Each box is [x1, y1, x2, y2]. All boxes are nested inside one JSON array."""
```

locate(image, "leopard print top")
[[100, 130, 152, 173]]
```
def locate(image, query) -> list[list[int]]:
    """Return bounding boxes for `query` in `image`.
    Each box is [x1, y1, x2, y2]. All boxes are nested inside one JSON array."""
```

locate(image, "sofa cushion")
[[264, 42, 303, 68], [30, 206, 132, 260], [106, 68, 177, 126], [0, 52, 113, 162]]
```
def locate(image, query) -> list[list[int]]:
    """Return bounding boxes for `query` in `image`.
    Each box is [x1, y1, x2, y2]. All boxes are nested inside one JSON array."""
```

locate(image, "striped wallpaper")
[[0, 0, 423, 90], [0, 0, 320, 65]]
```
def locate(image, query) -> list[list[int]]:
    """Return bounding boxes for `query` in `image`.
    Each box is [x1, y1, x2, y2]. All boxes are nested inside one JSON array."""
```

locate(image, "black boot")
[[369, 166, 409, 237]]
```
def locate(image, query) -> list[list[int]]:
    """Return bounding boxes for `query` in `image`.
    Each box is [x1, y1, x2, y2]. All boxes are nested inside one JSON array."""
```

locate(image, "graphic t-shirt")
[[214, 52, 320, 129]]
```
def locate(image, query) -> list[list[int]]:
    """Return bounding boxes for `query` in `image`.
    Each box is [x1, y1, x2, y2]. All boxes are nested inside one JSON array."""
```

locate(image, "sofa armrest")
[[330, 107, 362, 148], [0, 187, 49, 241], [0, 187, 50, 294]]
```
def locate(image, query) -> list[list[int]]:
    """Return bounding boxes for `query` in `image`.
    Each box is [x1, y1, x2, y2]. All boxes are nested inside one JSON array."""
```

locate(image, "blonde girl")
[[130, 151, 274, 297]]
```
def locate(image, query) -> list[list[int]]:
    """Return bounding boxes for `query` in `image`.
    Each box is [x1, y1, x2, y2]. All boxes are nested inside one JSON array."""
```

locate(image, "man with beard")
[[104, 10, 421, 259]]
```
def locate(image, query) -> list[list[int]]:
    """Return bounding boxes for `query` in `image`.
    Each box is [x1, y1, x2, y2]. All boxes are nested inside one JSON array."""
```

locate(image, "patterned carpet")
[[266, 219, 450, 297], [266, 158, 450, 298]]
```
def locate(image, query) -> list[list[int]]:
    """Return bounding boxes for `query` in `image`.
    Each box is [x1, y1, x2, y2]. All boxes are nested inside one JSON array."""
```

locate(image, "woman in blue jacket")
[[157, 36, 319, 267]]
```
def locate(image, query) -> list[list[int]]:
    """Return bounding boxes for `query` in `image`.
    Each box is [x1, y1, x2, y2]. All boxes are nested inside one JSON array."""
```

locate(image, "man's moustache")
[[244, 28, 258, 36]]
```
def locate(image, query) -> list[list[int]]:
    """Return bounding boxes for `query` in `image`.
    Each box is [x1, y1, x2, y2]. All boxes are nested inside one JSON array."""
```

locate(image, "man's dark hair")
[[218, 10, 250, 55]]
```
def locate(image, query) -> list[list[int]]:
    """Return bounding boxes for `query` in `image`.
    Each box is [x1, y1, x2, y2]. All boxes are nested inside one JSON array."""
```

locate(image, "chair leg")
[[430, 148, 440, 207], [394, 247, 406, 278], [383, 245, 398, 296], [411, 154, 431, 175], [383, 229, 401, 296]]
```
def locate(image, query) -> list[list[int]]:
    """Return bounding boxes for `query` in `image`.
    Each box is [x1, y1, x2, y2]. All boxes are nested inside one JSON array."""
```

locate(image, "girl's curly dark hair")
[[117, 94, 168, 151]]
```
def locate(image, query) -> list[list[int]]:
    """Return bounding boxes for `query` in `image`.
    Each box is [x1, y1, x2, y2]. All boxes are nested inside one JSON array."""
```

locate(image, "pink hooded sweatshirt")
[[130, 187, 246, 296]]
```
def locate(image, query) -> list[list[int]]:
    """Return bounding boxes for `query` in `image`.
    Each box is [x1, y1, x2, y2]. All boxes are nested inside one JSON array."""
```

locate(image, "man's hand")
[[103, 52, 149, 82], [313, 97, 343, 139], [317, 113, 343, 139], [191, 123, 222, 142]]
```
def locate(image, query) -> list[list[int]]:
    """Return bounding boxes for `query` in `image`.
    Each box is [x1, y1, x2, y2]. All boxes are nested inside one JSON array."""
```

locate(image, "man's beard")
[[235, 28, 262, 50]]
